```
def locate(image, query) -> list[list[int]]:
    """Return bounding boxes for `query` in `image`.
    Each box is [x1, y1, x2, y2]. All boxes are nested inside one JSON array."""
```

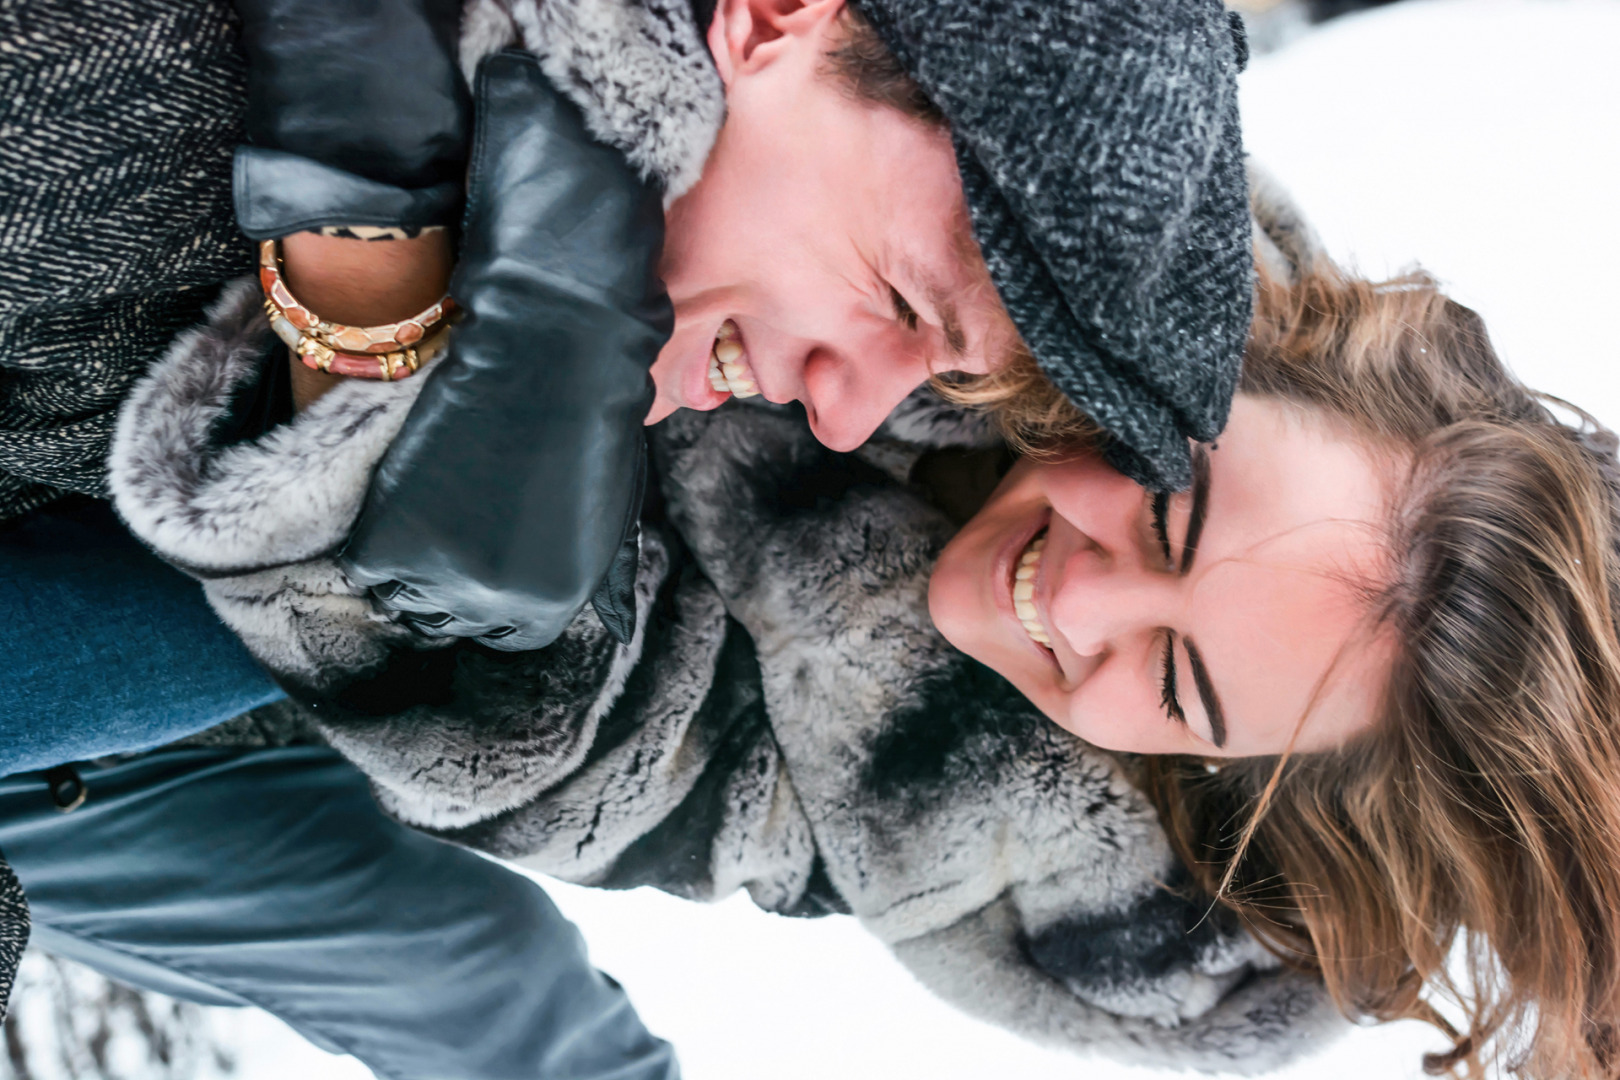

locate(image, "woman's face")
[[929, 395, 1399, 757]]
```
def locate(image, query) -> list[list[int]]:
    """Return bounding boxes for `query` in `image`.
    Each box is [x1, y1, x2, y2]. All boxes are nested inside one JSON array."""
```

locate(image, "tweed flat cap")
[[849, 0, 1253, 491]]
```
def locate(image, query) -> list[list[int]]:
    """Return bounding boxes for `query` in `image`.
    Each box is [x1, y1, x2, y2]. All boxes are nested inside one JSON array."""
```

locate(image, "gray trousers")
[[0, 747, 679, 1080]]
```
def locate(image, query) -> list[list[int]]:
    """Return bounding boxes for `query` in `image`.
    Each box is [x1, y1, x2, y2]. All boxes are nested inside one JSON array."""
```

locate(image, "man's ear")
[[706, 0, 846, 85]]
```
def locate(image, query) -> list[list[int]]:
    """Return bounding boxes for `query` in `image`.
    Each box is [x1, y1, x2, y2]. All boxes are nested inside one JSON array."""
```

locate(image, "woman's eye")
[[890, 286, 920, 331]]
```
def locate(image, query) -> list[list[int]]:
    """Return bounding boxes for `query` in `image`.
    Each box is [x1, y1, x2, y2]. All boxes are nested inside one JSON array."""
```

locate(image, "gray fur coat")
[[107, 0, 1342, 1070]]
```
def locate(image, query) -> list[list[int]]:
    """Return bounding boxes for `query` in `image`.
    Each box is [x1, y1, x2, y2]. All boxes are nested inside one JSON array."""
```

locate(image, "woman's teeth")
[[707, 321, 760, 398], [1013, 532, 1052, 648]]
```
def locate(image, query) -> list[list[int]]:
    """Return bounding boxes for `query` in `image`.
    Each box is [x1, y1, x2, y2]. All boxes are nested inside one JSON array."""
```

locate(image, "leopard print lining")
[[316, 225, 448, 241]]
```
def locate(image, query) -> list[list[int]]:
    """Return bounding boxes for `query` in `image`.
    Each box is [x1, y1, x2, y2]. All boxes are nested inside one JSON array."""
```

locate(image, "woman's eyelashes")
[[1160, 630, 1186, 725], [1152, 493, 1185, 729]]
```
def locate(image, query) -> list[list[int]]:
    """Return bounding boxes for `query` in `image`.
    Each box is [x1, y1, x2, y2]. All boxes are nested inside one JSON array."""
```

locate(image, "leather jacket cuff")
[[234, 146, 462, 239]]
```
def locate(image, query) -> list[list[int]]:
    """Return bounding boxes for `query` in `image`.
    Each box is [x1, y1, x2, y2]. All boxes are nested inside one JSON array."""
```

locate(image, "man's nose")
[[799, 344, 929, 452], [1047, 545, 1179, 657]]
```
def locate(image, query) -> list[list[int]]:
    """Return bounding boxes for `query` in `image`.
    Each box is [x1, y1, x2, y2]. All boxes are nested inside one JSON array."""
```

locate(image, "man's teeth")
[[707, 320, 760, 398], [1014, 533, 1052, 647]]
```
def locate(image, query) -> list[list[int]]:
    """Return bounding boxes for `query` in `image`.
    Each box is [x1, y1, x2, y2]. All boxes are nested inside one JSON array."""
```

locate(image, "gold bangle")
[[268, 296, 455, 382], [258, 238, 455, 358]]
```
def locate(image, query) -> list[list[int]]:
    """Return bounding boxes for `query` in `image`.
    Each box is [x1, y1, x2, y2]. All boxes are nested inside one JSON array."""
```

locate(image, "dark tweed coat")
[[0, 0, 254, 522], [0, 857, 25, 1022], [0, 0, 248, 1009]]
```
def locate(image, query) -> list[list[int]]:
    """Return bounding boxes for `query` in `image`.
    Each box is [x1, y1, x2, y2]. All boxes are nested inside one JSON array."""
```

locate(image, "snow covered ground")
[[37, 2, 1620, 1078]]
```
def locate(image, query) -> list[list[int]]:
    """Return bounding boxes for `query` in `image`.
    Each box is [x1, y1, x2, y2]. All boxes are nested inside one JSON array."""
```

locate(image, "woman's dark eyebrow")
[[1179, 444, 1212, 575], [1182, 638, 1227, 748]]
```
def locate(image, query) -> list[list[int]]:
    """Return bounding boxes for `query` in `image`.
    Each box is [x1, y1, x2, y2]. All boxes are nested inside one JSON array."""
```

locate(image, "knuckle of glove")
[[400, 611, 499, 640], [355, 578, 432, 612], [476, 624, 553, 652]]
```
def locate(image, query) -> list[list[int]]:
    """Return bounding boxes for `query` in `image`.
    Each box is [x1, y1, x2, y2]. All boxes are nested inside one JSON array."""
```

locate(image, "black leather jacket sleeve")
[[338, 52, 670, 651], [230, 0, 470, 236]]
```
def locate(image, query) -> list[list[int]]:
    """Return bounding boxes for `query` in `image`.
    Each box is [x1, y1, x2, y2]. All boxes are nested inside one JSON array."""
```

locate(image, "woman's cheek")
[[1054, 662, 1164, 754], [1020, 681, 1081, 739]]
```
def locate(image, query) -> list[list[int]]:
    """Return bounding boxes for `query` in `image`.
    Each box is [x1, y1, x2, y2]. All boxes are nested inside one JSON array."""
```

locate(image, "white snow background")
[[43, 2, 1620, 1077]]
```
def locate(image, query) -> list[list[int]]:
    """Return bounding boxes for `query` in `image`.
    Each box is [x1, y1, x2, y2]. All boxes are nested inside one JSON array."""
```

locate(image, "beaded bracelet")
[[259, 239, 456, 381]]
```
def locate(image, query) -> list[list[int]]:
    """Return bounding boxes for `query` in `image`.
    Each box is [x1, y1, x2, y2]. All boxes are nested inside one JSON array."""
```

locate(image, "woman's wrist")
[[279, 230, 454, 409]]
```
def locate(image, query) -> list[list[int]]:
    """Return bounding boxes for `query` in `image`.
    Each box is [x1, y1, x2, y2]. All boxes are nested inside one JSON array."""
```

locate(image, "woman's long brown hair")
[[969, 264, 1620, 1077]]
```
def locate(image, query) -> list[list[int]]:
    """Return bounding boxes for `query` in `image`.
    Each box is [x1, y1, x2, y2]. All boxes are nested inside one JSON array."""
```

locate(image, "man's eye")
[[890, 286, 920, 331]]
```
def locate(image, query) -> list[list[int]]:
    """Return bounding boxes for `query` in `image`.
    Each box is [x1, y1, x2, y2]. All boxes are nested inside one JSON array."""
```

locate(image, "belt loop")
[[43, 765, 88, 812]]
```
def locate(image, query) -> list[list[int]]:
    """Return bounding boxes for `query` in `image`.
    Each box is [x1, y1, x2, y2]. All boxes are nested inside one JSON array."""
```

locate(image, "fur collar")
[[460, 0, 726, 199]]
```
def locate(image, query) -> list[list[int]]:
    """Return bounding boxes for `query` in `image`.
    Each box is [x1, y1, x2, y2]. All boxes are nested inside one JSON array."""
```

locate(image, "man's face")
[[646, 0, 1019, 451]]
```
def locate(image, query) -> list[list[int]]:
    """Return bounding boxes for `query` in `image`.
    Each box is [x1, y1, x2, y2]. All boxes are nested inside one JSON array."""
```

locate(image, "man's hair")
[[932, 349, 1102, 457], [821, 6, 944, 127]]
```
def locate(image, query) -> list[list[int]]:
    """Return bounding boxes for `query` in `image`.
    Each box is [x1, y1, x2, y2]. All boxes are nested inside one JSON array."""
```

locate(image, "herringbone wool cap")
[[850, 0, 1253, 490]]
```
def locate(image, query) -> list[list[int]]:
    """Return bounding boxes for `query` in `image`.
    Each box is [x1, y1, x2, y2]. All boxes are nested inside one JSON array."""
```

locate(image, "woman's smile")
[[1010, 529, 1052, 648], [989, 506, 1057, 666], [930, 394, 1401, 757]]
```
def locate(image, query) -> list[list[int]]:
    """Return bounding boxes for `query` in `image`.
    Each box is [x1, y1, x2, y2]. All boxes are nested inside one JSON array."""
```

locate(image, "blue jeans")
[[2, 498, 286, 774], [0, 747, 679, 1080]]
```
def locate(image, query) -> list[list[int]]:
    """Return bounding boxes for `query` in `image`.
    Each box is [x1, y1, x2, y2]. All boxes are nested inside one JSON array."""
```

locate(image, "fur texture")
[[121, 301, 1346, 1067], [463, 0, 725, 200], [107, 279, 433, 693], [323, 540, 663, 830], [875, 382, 1004, 449], [654, 403, 1345, 1068], [108, 280, 430, 577], [1248, 160, 1325, 285]]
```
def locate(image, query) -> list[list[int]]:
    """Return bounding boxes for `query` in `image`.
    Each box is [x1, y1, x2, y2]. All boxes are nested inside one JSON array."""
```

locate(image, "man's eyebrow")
[[1179, 443, 1211, 575], [1182, 638, 1227, 748], [920, 275, 965, 359], [939, 291, 959, 354], [921, 207, 984, 360]]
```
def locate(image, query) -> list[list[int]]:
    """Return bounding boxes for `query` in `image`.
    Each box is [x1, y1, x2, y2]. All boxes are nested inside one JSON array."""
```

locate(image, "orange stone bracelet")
[[258, 239, 456, 380]]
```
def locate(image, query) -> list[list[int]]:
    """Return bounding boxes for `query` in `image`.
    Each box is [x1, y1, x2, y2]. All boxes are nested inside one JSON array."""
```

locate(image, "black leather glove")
[[338, 52, 670, 651], [230, 0, 471, 237]]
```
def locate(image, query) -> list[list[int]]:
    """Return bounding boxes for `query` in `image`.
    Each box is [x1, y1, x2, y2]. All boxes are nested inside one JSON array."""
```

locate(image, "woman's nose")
[[1047, 545, 1178, 657]]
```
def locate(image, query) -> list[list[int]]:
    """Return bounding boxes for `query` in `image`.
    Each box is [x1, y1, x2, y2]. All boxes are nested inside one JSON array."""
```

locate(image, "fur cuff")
[[893, 899, 1347, 1074], [108, 278, 430, 576]]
